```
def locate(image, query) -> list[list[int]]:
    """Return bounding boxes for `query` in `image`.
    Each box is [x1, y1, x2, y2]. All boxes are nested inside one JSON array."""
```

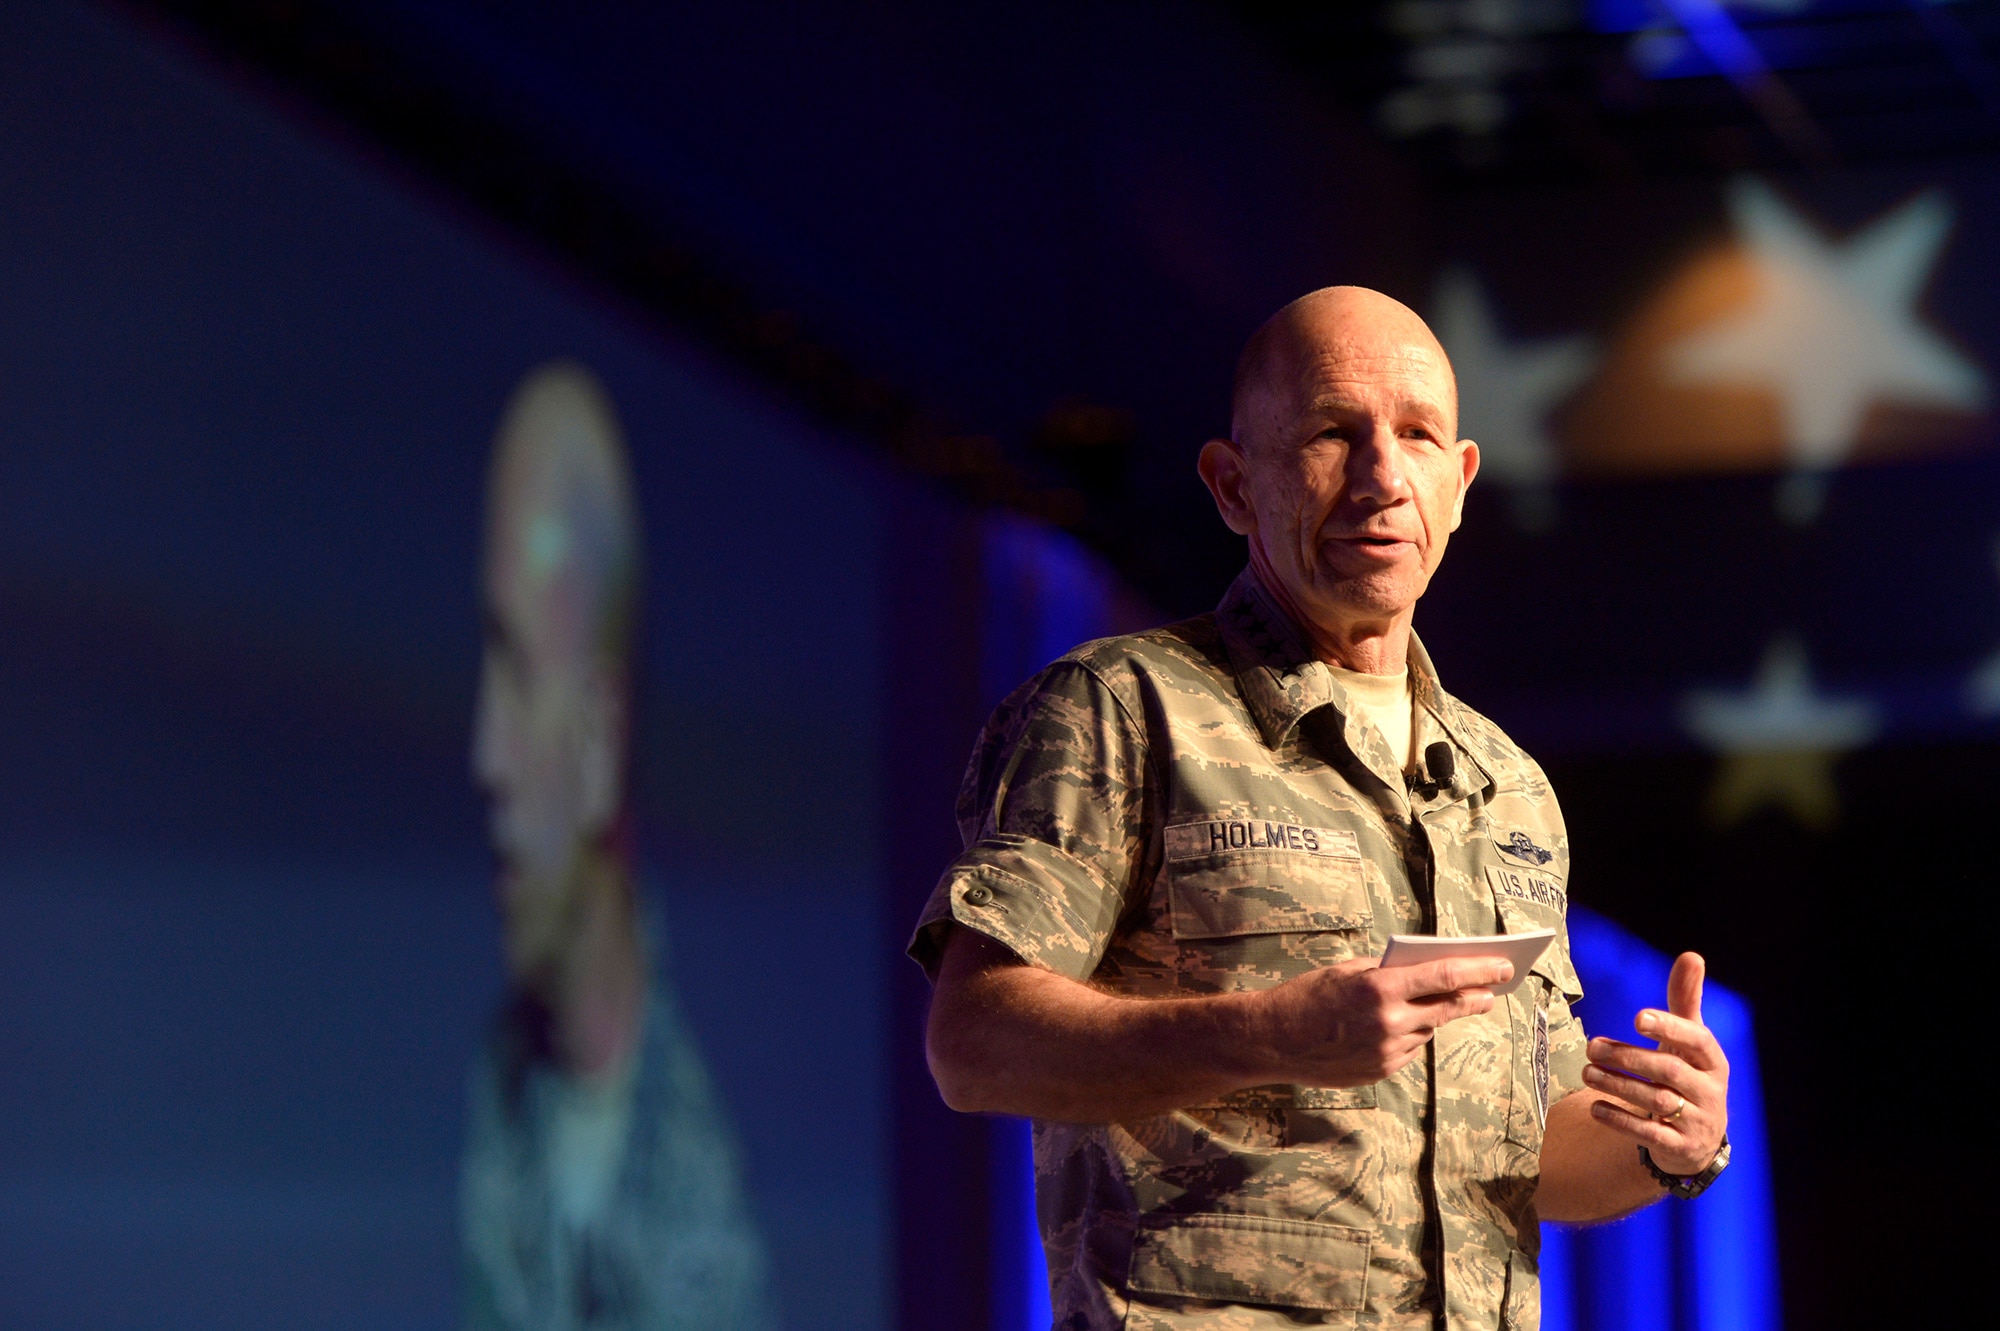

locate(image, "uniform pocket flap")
[[1169, 859, 1370, 939], [1491, 899, 1581, 1000], [1485, 864, 1581, 1000], [1126, 1213, 1371, 1312], [1532, 941, 1581, 1002]]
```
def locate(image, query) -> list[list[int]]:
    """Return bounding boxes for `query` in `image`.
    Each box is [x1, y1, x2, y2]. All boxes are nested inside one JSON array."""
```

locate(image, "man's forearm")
[[1536, 1090, 1668, 1223], [926, 925, 1512, 1122], [926, 930, 1279, 1121]]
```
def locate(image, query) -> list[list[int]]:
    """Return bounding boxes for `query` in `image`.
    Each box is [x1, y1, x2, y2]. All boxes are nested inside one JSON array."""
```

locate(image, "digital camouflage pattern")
[[910, 570, 1586, 1330], [461, 982, 772, 1331]]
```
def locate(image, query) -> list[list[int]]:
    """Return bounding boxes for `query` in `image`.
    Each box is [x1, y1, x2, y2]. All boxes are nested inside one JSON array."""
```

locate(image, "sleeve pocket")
[[1126, 1213, 1371, 1314]]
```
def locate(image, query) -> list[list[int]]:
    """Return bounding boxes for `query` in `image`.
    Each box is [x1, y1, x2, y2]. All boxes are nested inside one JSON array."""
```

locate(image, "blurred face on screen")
[[472, 365, 637, 984], [1200, 287, 1478, 649]]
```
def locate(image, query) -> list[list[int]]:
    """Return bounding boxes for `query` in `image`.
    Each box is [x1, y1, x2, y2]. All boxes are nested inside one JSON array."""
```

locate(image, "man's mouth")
[[1330, 533, 1411, 552]]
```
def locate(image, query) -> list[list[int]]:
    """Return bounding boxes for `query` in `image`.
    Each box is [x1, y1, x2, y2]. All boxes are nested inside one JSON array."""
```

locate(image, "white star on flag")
[[1681, 637, 1880, 829], [1668, 177, 1985, 523], [1432, 268, 1595, 530]]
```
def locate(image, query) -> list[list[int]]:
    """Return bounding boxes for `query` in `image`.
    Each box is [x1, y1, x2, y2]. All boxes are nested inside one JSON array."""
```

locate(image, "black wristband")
[[1640, 1134, 1730, 1199]]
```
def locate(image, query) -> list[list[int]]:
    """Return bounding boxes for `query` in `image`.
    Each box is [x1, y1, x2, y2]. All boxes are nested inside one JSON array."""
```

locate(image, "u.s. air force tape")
[[1164, 819, 1361, 861], [1483, 863, 1567, 912]]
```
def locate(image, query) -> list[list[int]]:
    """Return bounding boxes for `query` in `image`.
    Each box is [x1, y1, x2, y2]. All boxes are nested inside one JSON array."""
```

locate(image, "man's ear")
[[1449, 439, 1480, 531], [1198, 438, 1258, 537]]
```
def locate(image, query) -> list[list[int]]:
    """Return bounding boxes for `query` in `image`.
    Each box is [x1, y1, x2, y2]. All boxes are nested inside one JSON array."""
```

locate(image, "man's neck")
[[1308, 622, 1410, 676], [542, 848, 648, 1082], [1247, 554, 1413, 675]]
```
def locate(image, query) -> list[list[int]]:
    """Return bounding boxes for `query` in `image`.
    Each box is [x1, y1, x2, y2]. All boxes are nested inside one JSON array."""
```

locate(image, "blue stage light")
[[1543, 908, 1781, 1331], [990, 1117, 1053, 1331]]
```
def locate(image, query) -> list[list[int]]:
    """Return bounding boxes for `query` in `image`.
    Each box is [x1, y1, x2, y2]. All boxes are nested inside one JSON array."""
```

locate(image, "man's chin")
[[1308, 563, 1424, 620]]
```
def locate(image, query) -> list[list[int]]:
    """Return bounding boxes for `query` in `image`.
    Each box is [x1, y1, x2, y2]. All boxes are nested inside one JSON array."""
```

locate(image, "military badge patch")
[[1533, 1007, 1550, 1128], [1495, 830, 1554, 867]]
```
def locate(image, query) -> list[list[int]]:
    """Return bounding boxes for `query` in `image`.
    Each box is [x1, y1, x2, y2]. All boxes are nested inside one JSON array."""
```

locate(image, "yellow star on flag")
[[1681, 638, 1878, 830]]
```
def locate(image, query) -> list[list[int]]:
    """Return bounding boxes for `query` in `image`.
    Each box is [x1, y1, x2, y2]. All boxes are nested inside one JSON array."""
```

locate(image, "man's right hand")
[[1257, 955, 1513, 1087]]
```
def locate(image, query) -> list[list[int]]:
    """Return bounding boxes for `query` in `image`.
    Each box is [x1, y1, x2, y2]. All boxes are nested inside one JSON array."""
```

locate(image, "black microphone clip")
[[1407, 741, 1456, 798]]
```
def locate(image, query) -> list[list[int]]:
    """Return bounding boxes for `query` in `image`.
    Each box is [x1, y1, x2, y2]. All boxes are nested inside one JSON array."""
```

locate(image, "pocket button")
[[963, 884, 993, 906]]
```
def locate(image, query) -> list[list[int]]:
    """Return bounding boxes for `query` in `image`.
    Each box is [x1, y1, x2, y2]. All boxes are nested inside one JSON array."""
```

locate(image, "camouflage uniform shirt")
[[461, 975, 772, 1331], [910, 570, 1585, 1330]]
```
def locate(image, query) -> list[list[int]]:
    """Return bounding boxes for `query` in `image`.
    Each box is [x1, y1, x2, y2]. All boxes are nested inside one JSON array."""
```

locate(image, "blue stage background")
[[0, 2, 895, 1324]]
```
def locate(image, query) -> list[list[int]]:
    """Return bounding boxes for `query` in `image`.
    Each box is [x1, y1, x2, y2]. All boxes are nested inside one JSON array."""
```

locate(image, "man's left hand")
[[1581, 951, 1730, 1175]]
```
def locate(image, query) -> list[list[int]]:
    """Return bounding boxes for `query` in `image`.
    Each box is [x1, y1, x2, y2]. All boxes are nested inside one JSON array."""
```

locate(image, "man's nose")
[[1344, 426, 1410, 506]]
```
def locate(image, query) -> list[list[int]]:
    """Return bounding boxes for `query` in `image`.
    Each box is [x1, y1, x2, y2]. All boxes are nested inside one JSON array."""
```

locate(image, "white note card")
[[1376, 929, 1555, 997]]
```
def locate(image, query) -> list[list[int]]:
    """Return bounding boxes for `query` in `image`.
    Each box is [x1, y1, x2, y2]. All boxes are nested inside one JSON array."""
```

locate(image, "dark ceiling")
[[127, 0, 2000, 614]]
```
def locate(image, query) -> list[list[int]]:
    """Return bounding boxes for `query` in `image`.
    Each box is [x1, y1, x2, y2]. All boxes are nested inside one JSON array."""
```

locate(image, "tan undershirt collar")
[[1326, 663, 1415, 771]]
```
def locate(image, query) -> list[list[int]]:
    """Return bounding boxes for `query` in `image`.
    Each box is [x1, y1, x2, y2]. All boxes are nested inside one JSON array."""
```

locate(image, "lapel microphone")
[[1407, 741, 1455, 797]]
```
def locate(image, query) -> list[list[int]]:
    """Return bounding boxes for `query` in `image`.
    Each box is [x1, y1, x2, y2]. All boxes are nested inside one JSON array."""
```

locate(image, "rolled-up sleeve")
[[907, 659, 1153, 982]]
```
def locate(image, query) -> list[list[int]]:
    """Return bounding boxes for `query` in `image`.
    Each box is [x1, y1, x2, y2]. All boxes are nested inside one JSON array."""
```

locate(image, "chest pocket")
[[1164, 818, 1373, 939]]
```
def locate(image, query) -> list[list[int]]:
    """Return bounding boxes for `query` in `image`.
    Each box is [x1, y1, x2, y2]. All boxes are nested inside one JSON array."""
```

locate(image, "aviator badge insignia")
[[1498, 830, 1553, 866]]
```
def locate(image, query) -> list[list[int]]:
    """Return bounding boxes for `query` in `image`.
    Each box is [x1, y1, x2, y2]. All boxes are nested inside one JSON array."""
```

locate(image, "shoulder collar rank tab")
[[1216, 571, 1501, 802], [1217, 569, 1335, 749]]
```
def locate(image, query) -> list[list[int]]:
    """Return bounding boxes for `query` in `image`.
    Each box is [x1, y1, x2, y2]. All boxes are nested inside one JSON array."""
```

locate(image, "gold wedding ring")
[[1657, 1093, 1687, 1124]]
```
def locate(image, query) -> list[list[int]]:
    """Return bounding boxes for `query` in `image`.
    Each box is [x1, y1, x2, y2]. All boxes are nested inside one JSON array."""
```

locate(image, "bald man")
[[912, 289, 1730, 1329], [461, 362, 770, 1331]]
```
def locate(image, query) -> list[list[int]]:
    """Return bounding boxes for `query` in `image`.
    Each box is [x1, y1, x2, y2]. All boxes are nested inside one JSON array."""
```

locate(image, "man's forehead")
[[482, 491, 571, 652], [1301, 389, 1451, 423], [1293, 337, 1449, 384], [1280, 338, 1455, 417]]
